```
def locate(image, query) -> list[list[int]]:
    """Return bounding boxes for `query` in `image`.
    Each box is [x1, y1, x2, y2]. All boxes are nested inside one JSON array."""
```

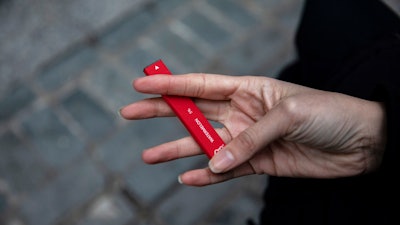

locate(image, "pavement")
[[1, 0, 399, 225]]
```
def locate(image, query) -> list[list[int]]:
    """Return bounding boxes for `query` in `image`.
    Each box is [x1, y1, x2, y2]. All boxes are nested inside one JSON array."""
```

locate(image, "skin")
[[119, 73, 386, 186]]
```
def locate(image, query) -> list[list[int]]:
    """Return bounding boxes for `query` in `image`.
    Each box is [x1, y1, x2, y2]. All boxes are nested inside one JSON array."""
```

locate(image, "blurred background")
[[1, 0, 399, 225]]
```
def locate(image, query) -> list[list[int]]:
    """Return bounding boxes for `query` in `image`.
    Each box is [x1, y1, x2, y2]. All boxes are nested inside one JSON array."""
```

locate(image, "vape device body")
[[143, 60, 225, 158]]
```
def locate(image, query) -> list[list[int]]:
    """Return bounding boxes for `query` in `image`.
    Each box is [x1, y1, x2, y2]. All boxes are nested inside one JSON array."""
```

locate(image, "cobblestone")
[[0, 83, 35, 123], [76, 193, 135, 225], [61, 90, 116, 139], [0, 132, 47, 193], [21, 108, 85, 168], [36, 47, 97, 92], [8, 0, 388, 224], [19, 160, 103, 225]]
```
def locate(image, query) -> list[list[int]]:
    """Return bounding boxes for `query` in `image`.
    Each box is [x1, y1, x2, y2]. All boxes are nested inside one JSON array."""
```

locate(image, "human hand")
[[119, 74, 386, 186]]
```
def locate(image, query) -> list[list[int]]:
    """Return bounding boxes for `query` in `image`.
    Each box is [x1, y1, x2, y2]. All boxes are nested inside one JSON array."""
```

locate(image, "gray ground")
[[1, 0, 399, 225]]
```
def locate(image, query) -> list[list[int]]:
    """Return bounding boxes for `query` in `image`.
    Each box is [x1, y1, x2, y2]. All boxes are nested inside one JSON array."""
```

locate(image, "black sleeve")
[[333, 36, 400, 183]]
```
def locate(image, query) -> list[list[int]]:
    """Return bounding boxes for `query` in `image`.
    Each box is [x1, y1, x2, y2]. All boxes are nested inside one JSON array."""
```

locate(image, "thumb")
[[208, 105, 290, 174]]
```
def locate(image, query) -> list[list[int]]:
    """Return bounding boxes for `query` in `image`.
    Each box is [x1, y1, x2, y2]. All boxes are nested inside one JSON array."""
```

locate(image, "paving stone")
[[0, 132, 47, 193], [98, 0, 191, 55], [0, 0, 144, 94], [19, 160, 103, 225], [122, 116, 205, 203], [214, 27, 284, 76], [0, 82, 35, 123], [61, 0, 145, 32], [270, 0, 304, 32], [99, 11, 151, 51], [36, 47, 96, 91], [125, 117, 190, 153], [121, 41, 188, 78], [97, 112, 194, 173], [121, 36, 188, 74], [0, 1, 84, 95], [253, 0, 295, 9], [76, 193, 135, 225], [151, 26, 206, 71], [156, 180, 239, 225], [21, 107, 85, 168], [82, 63, 144, 113], [121, 44, 170, 76], [207, 191, 263, 225], [180, 9, 232, 51], [0, 193, 7, 217], [206, 0, 260, 28], [145, 0, 188, 20], [95, 125, 145, 173], [62, 89, 116, 139], [125, 155, 203, 204]]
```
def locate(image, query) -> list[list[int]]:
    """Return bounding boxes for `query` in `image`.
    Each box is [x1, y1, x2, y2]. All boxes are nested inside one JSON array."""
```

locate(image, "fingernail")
[[177, 175, 183, 184], [209, 150, 235, 173], [117, 107, 124, 118]]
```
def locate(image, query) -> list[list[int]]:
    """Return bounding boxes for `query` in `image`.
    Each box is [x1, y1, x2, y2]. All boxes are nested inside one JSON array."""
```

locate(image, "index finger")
[[133, 73, 242, 100]]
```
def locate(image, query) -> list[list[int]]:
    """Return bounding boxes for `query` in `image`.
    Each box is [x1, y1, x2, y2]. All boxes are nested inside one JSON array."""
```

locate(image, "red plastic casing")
[[143, 59, 225, 158]]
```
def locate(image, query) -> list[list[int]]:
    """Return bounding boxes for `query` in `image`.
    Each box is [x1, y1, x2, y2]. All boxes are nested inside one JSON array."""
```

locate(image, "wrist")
[[361, 101, 387, 173]]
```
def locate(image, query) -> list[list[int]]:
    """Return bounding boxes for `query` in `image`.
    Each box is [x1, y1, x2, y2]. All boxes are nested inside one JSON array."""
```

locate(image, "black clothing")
[[260, 1, 400, 225]]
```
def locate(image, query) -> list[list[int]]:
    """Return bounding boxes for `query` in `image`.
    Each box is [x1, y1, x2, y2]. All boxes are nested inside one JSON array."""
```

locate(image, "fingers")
[[119, 97, 174, 119], [178, 163, 257, 186], [120, 97, 230, 121], [142, 127, 232, 164], [208, 104, 290, 174], [133, 74, 241, 100], [178, 168, 232, 186], [133, 73, 308, 100], [142, 136, 204, 164]]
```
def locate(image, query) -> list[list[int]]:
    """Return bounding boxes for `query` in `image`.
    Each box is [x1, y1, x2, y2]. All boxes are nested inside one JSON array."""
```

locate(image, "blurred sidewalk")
[[1, 0, 398, 225]]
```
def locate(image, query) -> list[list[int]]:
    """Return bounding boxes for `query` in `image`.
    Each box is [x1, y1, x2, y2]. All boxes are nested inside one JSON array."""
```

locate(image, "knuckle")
[[194, 73, 207, 97], [279, 97, 301, 117], [181, 73, 206, 97]]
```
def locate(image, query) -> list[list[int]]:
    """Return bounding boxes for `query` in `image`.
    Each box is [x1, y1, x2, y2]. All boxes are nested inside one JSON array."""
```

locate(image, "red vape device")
[[143, 59, 225, 158]]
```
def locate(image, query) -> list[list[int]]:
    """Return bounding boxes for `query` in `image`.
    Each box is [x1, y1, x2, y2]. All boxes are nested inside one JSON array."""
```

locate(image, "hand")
[[119, 74, 386, 186]]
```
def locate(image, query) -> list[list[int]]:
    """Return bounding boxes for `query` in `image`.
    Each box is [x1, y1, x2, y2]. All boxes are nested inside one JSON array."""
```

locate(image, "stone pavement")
[[1, 0, 397, 225]]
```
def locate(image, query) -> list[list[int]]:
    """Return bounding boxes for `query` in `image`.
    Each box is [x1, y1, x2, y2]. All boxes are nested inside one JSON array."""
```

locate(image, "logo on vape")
[[213, 144, 225, 155]]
